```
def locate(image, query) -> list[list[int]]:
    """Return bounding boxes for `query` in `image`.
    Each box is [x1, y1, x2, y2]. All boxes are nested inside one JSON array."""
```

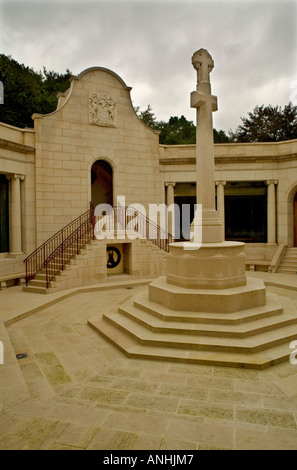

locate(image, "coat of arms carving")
[[89, 93, 117, 127]]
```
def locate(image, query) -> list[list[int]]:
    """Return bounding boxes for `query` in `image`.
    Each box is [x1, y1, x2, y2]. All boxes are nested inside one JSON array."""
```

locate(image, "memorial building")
[[1, 58, 297, 291]]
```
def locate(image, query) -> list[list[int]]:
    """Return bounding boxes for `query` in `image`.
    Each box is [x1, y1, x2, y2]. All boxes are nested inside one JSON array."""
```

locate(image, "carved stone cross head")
[[192, 49, 214, 85]]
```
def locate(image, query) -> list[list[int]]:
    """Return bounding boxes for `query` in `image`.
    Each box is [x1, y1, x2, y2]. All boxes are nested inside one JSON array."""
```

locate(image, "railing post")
[[46, 260, 48, 289], [61, 229, 64, 270]]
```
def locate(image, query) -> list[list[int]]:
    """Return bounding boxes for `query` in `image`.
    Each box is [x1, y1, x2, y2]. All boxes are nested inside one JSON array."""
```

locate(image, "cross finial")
[[192, 49, 214, 85]]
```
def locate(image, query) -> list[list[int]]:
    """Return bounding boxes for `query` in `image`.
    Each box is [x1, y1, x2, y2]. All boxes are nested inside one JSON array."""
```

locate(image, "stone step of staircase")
[[277, 247, 297, 274], [23, 285, 48, 294], [26, 278, 57, 288], [278, 268, 297, 274], [88, 317, 295, 369]]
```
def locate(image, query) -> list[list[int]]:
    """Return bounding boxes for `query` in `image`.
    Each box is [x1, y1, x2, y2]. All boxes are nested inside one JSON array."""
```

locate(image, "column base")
[[7, 252, 24, 258], [191, 209, 224, 243]]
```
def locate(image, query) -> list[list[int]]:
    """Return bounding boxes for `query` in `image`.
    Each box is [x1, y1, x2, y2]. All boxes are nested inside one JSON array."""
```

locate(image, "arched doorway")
[[91, 160, 113, 208], [294, 192, 297, 246]]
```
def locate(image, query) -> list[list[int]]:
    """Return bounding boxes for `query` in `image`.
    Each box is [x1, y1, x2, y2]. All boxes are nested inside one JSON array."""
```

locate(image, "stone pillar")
[[7, 174, 25, 256], [216, 181, 226, 238], [190, 49, 223, 243], [164, 48, 246, 290], [165, 182, 176, 237], [266, 180, 277, 245]]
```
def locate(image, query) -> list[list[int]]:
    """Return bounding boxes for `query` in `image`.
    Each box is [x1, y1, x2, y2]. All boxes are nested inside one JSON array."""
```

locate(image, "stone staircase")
[[89, 275, 297, 369], [23, 203, 171, 294], [277, 247, 297, 274], [23, 236, 168, 294], [23, 238, 106, 294]]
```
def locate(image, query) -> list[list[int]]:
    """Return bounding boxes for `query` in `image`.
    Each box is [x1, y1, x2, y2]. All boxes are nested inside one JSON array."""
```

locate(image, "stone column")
[[7, 174, 25, 256], [266, 180, 277, 245], [190, 49, 223, 243], [216, 181, 226, 238], [165, 182, 176, 237]]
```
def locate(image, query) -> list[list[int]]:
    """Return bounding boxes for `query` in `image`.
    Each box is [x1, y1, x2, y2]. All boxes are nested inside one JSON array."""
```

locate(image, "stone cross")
[[190, 49, 223, 243]]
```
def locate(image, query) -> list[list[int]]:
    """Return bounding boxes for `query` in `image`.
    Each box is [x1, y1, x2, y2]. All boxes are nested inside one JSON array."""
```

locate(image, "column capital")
[[165, 182, 176, 188], [14, 173, 25, 181], [215, 180, 226, 186], [266, 179, 278, 186], [6, 173, 25, 181]]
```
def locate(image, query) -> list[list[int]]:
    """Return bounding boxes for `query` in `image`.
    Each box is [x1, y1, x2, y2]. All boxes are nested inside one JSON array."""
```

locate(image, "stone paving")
[[1, 276, 297, 450]]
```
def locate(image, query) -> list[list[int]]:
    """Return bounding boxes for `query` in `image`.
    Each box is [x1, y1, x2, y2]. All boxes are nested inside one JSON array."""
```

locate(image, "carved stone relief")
[[89, 93, 117, 127]]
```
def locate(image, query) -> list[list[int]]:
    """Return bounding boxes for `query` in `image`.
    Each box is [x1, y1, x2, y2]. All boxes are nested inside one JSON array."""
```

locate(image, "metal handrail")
[[96, 203, 174, 252], [24, 202, 95, 286], [24, 201, 174, 289], [121, 205, 174, 252], [44, 216, 94, 288]]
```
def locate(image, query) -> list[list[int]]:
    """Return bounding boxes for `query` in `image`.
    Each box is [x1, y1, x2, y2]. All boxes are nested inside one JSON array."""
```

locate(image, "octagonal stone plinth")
[[148, 275, 266, 313], [166, 241, 246, 290]]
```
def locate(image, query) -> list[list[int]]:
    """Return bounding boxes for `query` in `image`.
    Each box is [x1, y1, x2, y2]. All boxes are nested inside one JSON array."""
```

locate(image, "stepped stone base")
[[89, 241, 297, 369], [89, 283, 297, 369]]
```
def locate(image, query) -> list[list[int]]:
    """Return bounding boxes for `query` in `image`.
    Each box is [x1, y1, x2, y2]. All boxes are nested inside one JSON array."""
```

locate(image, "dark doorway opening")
[[0, 174, 9, 253], [91, 160, 113, 208]]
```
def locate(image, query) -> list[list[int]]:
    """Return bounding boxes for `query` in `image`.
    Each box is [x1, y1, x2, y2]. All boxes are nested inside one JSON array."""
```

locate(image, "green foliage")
[[135, 104, 229, 144], [0, 54, 71, 128], [134, 104, 158, 129], [157, 115, 196, 144], [213, 128, 230, 143], [229, 103, 297, 142]]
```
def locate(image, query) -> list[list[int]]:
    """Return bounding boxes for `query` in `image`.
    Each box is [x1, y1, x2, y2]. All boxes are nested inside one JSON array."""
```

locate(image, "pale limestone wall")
[[161, 139, 297, 249], [1, 66, 297, 284], [49, 239, 106, 292], [48, 237, 168, 292], [105, 236, 168, 279], [33, 68, 161, 246], [0, 122, 36, 278], [130, 238, 168, 278]]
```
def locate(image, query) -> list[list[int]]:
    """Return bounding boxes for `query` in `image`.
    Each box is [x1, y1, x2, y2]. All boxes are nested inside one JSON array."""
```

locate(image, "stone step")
[[278, 266, 297, 271], [118, 298, 296, 339], [28, 279, 46, 288], [23, 285, 48, 294], [277, 247, 297, 274], [102, 309, 297, 354], [277, 268, 297, 274], [35, 273, 47, 280], [133, 292, 282, 325], [278, 262, 297, 267], [88, 318, 293, 369]]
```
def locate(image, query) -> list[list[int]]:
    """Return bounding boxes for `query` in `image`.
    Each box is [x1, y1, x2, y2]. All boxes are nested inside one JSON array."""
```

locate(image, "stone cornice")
[[0, 138, 35, 154], [160, 154, 297, 165]]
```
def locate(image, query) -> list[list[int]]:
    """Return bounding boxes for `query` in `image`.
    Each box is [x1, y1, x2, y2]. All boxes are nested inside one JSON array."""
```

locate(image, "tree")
[[229, 103, 297, 142], [0, 54, 71, 128], [157, 115, 196, 145], [213, 128, 230, 143], [136, 105, 229, 145], [134, 104, 158, 129]]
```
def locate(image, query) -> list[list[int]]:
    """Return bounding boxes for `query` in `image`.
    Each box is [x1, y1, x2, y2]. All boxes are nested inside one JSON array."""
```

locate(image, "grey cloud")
[[0, 0, 296, 132]]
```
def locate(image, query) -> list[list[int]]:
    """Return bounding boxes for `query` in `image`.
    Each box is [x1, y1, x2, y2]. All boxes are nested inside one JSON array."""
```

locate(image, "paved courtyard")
[[2, 274, 297, 450]]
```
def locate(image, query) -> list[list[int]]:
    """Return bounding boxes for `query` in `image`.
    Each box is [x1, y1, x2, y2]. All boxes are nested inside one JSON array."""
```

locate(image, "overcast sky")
[[0, 0, 296, 133]]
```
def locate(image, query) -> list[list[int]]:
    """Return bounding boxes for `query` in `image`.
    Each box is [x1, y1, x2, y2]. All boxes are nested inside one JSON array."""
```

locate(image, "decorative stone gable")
[[89, 93, 117, 127]]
